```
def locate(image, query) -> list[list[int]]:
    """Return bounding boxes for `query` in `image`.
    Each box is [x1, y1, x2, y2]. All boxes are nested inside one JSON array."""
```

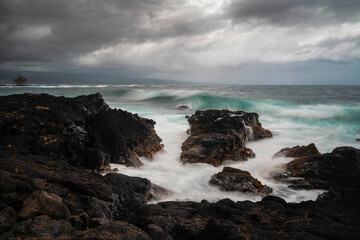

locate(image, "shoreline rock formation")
[[210, 167, 273, 195], [180, 110, 272, 166], [1, 93, 360, 239], [0, 93, 165, 238], [273, 143, 320, 158], [276, 146, 360, 198], [0, 93, 163, 168]]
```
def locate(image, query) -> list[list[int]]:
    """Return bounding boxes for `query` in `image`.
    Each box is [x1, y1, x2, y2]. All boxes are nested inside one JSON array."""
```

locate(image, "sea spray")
[[1, 84, 359, 202]]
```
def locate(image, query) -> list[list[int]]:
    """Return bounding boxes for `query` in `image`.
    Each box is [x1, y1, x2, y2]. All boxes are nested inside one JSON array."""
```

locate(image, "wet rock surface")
[[210, 167, 273, 195], [1, 94, 360, 239], [0, 93, 163, 168], [273, 143, 320, 158], [126, 196, 360, 240], [180, 110, 272, 166], [277, 146, 360, 204], [0, 93, 164, 239]]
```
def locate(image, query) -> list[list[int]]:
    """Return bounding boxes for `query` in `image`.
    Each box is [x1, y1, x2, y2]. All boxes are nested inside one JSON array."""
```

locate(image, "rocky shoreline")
[[1, 93, 359, 239]]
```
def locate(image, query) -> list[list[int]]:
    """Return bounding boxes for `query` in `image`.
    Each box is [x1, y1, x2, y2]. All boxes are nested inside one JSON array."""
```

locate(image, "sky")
[[1, 0, 360, 84]]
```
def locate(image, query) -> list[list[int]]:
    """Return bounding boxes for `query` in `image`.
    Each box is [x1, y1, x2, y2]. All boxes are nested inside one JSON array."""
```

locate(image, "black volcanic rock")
[[75, 221, 151, 240], [0, 93, 167, 239], [277, 146, 360, 204], [273, 143, 320, 158], [177, 105, 189, 110], [126, 197, 360, 240], [180, 110, 272, 166], [89, 109, 163, 167], [0, 93, 163, 168], [18, 190, 70, 220], [210, 167, 272, 195], [1, 94, 360, 240]]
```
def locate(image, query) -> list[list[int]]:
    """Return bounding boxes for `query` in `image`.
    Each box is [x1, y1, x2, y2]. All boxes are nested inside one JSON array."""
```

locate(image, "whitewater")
[[1, 84, 360, 203]]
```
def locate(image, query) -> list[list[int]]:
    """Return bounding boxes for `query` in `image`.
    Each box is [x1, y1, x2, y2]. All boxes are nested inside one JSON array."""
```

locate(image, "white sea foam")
[[111, 110, 326, 203], [1, 84, 110, 88], [2, 84, 357, 204]]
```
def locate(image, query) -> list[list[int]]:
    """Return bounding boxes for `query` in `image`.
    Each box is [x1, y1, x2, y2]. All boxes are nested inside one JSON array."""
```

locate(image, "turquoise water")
[[1, 84, 359, 202]]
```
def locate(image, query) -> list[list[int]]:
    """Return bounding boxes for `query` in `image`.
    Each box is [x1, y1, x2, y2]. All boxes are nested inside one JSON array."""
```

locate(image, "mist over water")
[[1, 84, 359, 203]]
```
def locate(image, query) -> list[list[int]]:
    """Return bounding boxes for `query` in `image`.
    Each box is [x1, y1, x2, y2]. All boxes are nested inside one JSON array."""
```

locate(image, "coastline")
[[1, 93, 359, 239]]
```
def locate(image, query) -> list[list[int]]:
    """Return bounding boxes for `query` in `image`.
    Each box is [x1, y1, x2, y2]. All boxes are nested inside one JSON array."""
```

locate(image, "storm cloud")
[[227, 0, 360, 26], [1, 0, 359, 83]]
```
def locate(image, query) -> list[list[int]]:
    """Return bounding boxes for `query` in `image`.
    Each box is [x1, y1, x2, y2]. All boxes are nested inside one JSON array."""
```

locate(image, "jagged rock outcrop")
[[277, 146, 360, 204], [0, 93, 163, 168], [180, 110, 272, 166], [1, 94, 360, 240], [126, 196, 360, 240], [273, 143, 320, 158], [210, 167, 272, 195], [0, 93, 167, 239], [0, 151, 155, 238]]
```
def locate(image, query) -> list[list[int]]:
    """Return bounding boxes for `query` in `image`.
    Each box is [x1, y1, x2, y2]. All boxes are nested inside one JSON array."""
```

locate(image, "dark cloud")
[[0, 0, 359, 85], [0, 0, 220, 63], [227, 0, 360, 26]]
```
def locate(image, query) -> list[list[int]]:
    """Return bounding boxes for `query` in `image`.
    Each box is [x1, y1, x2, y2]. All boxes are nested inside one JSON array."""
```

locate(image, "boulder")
[[18, 190, 70, 220], [83, 148, 109, 171], [89, 110, 163, 167], [273, 143, 320, 158], [125, 196, 360, 240], [180, 110, 271, 166], [23, 215, 74, 239], [209, 167, 273, 195], [0, 207, 17, 233], [147, 183, 173, 201], [0, 151, 155, 238], [69, 211, 89, 230], [177, 105, 189, 110], [75, 221, 151, 240], [277, 146, 360, 205]]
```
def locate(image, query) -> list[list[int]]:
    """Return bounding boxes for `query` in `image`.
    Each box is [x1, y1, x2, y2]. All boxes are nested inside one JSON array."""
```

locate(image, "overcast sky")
[[1, 0, 360, 84]]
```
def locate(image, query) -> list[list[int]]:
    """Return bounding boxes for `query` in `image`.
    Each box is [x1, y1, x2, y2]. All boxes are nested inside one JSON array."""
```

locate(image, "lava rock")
[[177, 105, 189, 110], [18, 190, 70, 220], [89, 109, 163, 167], [83, 148, 109, 171], [75, 221, 151, 240], [210, 167, 273, 195], [0, 93, 163, 168], [0, 152, 155, 239], [0, 207, 17, 233], [24, 215, 74, 238], [277, 146, 360, 206], [69, 211, 89, 230], [148, 183, 173, 201], [273, 143, 320, 158], [181, 110, 271, 166]]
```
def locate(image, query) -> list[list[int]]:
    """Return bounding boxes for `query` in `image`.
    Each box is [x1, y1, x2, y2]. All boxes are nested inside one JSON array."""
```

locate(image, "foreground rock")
[[1, 94, 360, 239], [277, 146, 360, 203], [210, 167, 273, 195], [126, 196, 360, 240], [0, 93, 163, 168], [181, 110, 272, 166], [0, 93, 167, 239], [273, 143, 320, 158], [0, 151, 156, 238]]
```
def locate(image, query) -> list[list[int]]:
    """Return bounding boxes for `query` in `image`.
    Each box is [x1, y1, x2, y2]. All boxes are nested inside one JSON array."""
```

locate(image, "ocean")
[[1, 84, 360, 203]]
